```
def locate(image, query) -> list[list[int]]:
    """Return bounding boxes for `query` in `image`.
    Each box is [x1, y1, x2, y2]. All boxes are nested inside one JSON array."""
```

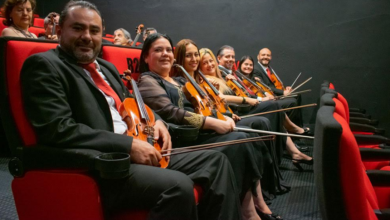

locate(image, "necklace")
[[11, 25, 34, 38]]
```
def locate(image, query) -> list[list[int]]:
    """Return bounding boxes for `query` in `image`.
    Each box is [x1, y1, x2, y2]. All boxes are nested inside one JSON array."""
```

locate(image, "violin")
[[219, 68, 250, 97], [120, 74, 168, 168], [174, 64, 226, 121], [50, 13, 57, 37], [234, 70, 267, 98], [268, 67, 285, 90], [197, 70, 233, 117], [253, 77, 274, 96], [131, 24, 144, 47]]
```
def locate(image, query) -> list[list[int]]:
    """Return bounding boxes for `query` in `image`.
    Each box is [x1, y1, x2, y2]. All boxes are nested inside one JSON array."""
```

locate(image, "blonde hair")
[[199, 48, 223, 80]]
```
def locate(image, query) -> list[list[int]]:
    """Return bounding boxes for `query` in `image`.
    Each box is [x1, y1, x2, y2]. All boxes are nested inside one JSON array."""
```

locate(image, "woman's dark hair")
[[238, 55, 255, 74], [139, 33, 174, 73], [1, 0, 36, 26]]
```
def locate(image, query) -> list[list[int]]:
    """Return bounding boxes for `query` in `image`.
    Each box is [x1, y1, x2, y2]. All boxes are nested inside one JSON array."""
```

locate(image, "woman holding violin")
[[198, 48, 313, 168], [138, 35, 282, 220]]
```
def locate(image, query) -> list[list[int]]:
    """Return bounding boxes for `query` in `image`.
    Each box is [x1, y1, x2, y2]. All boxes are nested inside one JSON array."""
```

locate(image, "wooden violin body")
[[197, 72, 233, 117], [269, 71, 285, 90], [120, 98, 169, 168], [174, 64, 226, 121], [121, 73, 169, 168]]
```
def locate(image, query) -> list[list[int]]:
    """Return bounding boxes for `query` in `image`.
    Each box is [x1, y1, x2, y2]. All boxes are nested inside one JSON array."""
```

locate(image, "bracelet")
[[242, 97, 246, 104]]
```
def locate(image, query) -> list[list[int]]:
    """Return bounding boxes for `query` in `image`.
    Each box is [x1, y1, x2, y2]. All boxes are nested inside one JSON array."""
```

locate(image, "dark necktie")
[[81, 62, 122, 110]]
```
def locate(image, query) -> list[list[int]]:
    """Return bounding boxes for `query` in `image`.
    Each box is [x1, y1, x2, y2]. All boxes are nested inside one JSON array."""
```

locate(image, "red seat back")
[[33, 18, 44, 28], [0, 38, 58, 146], [101, 45, 142, 80], [334, 112, 379, 219]]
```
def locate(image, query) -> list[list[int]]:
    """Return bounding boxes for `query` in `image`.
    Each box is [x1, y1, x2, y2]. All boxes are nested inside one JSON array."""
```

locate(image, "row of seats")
[[0, 37, 195, 220], [314, 82, 390, 220]]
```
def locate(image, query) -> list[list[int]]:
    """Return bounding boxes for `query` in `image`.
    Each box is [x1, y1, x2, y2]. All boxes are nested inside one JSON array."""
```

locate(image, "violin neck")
[[131, 34, 141, 47]]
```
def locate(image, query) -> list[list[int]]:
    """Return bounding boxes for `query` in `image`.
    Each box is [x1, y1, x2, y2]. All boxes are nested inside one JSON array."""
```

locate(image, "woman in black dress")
[[138, 34, 281, 220]]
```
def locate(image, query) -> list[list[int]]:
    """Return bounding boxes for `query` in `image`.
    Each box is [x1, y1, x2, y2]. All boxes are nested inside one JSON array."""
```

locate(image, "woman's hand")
[[246, 97, 259, 106], [204, 117, 234, 134]]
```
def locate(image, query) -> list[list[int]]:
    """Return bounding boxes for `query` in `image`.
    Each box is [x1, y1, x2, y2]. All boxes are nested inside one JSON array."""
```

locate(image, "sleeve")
[[21, 54, 133, 153], [138, 75, 205, 129]]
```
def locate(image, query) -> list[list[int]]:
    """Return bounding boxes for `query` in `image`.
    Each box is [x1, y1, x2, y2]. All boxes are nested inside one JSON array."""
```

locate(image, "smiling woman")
[[1, 0, 37, 38]]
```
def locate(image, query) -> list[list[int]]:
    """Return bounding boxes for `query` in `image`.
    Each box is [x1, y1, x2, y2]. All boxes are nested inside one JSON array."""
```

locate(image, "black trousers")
[[238, 101, 287, 165], [276, 96, 303, 127], [99, 150, 241, 220]]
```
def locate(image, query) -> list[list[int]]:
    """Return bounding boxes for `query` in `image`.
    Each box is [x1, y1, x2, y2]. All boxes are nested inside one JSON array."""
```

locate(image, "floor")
[[0, 140, 321, 220]]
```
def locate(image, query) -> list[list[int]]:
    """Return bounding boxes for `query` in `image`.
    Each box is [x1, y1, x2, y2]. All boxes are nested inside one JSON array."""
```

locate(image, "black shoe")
[[299, 127, 312, 136], [292, 158, 314, 171], [295, 143, 309, 152], [257, 210, 283, 220]]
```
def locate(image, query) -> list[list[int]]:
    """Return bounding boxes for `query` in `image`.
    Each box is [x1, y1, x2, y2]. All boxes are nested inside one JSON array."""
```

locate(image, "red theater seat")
[[315, 105, 390, 220], [33, 18, 44, 28], [0, 38, 201, 220]]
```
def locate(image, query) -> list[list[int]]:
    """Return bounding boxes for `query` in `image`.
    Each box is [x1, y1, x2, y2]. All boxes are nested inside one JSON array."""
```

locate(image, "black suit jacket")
[[253, 62, 284, 95], [21, 46, 135, 153]]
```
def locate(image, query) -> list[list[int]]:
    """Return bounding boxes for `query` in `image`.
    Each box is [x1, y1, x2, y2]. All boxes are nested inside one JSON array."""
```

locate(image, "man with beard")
[[252, 48, 304, 127], [253, 48, 293, 96], [20, 1, 242, 219]]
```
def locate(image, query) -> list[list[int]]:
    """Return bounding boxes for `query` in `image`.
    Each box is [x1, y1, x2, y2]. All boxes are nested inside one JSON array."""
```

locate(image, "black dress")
[[138, 72, 288, 199]]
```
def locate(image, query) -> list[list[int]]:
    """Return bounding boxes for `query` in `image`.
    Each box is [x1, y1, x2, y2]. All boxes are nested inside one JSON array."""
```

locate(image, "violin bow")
[[161, 135, 275, 156], [290, 72, 301, 88], [290, 77, 312, 94], [275, 89, 311, 99], [240, 103, 317, 119], [234, 127, 314, 139]]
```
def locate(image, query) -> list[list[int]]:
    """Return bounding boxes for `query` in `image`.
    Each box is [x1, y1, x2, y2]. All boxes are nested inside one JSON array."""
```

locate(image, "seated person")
[[142, 27, 157, 42], [1, 0, 37, 38], [38, 12, 59, 40], [113, 28, 132, 46], [20, 1, 242, 219]]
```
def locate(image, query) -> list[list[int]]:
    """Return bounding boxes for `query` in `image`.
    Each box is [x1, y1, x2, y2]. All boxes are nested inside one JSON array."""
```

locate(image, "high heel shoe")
[[292, 158, 313, 171], [297, 127, 312, 136], [256, 210, 283, 220]]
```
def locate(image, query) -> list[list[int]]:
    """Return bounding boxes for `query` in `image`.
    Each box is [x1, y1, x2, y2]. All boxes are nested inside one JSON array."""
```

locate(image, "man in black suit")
[[20, 1, 241, 219], [253, 48, 303, 127]]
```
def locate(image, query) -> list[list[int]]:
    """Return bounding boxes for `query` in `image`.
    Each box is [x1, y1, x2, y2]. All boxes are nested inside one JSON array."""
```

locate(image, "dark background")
[[35, 0, 390, 134]]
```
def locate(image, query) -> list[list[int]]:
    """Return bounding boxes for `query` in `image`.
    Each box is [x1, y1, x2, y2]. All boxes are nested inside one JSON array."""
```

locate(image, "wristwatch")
[[242, 97, 246, 104]]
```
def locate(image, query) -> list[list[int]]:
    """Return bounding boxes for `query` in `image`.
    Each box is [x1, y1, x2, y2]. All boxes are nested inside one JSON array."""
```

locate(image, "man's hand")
[[130, 139, 162, 167], [265, 92, 275, 100], [283, 87, 292, 96], [154, 120, 172, 163], [47, 35, 58, 40], [225, 74, 236, 81]]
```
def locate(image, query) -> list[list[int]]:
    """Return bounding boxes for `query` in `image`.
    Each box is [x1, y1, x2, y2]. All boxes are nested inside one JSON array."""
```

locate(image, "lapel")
[[256, 62, 273, 84], [98, 62, 126, 101]]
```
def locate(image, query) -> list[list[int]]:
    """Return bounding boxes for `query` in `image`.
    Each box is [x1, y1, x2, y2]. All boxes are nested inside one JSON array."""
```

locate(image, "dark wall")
[[35, 0, 390, 134]]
